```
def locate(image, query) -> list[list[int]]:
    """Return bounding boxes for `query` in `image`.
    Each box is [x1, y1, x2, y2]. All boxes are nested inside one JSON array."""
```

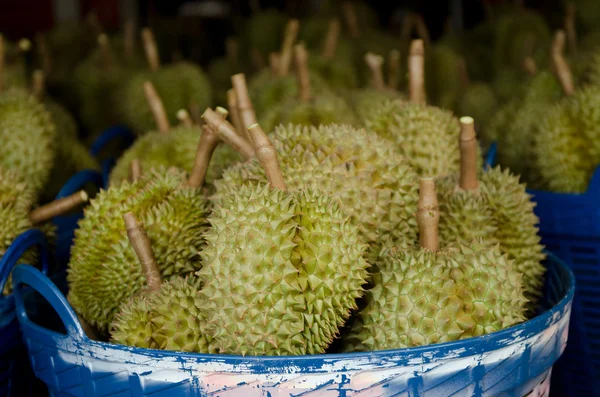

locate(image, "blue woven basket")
[[528, 166, 600, 397], [0, 229, 49, 396], [13, 254, 573, 397]]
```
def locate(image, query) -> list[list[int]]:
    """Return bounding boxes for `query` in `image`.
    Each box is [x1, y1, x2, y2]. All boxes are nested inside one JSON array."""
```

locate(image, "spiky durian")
[[458, 83, 498, 144], [343, 178, 527, 352], [425, 43, 463, 110], [198, 124, 369, 356]]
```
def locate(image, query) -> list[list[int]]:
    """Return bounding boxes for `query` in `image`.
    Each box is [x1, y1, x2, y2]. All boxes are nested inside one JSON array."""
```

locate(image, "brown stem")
[[415, 15, 431, 47], [400, 13, 417, 43], [227, 88, 245, 138], [124, 20, 136, 60], [216, 106, 229, 119], [551, 30, 574, 96], [409, 39, 426, 104], [18, 39, 31, 52], [250, 48, 266, 71], [247, 124, 286, 190], [342, 2, 359, 38], [417, 177, 439, 251], [387, 49, 400, 90], [458, 117, 479, 190], [188, 124, 220, 188], [141, 27, 160, 71], [457, 57, 469, 90], [225, 37, 238, 62], [202, 108, 255, 159], [294, 44, 311, 101], [269, 52, 280, 74], [143, 81, 170, 133], [97, 34, 113, 71], [32, 70, 45, 100], [0, 34, 4, 93], [30, 191, 89, 224], [278, 19, 300, 77], [123, 212, 162, 292], [323, 19, 341, 59], [36, 33, 52, 75], [231, 73, 257, 142], [523, 56, 537, 76], [177, 109, 194, 127], [130, 159, 142, 182], [365, 52, 385, 91], [565, 3, 577, 54]]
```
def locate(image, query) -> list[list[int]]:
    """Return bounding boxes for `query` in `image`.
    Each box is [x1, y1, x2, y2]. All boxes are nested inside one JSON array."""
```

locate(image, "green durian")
[[458, 82, 498, 144], [67, 167, 210, 333], [425, 44, 463, 110], [206, 38, 245, 106], [344, 178, 527, 351], [199, 125, 369, 355], [242, 9, 287, 60], [0, 36, 29, 90]]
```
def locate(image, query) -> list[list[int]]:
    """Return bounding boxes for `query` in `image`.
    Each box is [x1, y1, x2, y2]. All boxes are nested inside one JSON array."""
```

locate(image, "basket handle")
[[89, 125, 135, 158], [0, 229, 50, 293], [13, 265, 87, 339], [56, 170, 104, 200]]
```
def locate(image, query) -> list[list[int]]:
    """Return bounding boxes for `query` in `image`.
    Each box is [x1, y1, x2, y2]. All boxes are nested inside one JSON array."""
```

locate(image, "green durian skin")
[[350, 88, 403, 124], [425, 44, 463, 111], [458, 83, 498, 144], [67, 168, 210, 333], [207, 57, 244, 106], [242, 9, 287, 59], [344, 243, 527, 352], [366, 100, 467, 178], [216, 123, 419, 256], [108, 125, 241, 188], [198, 184, 369, 356], [0, 90, 57, 195], [119, 62, 212, 135], [308, 56, 358, 91], [111, 276, 212, 353], [43, 97, 78, 140]]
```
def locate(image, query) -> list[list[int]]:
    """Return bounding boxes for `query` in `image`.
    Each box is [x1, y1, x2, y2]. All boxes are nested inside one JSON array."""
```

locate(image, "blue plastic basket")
[[13, 254, 573, 396], [528, 166, 600, 397], [0, 229, 50, 396], [89, 125, 135, 188]]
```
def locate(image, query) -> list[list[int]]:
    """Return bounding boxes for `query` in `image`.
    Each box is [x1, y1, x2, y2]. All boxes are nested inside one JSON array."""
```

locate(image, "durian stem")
[[269, 52, 280, 74], [523, 56, 537, 76], [141, 28, 160, 72], [177, 109, 194, 127], [143, 81, 170, 133], [124, 20, 136, 60], [32, 70, 45, 100], [365, 52, 385, 91], [188, 121, 221, 188], [551, 30, 575, 96], [387, 49, 400, 90], [231, 73, 257, 142], [18, 39, 31, 52], [30, 191, 89, 225], [457, 57, 469, 90], [130, 159, 142, 182], [225, 37, 238, 62], [247, 123, 286, 190], [409, 39, 426, 105], [36, 33, 52, 75], [294, 44, 312, 101], [0, 34, 4, 93], [278, 19, 300, 77], [202, 108, 255, 159], [250, 48, 266, 71], [123, 212, 162, 292], [415, 15, 431, 47], [227, 88, 246, 138], [458, 117, 479, 190], [323, 19, 340, 59], [216, 106, 229, 119], [400, 13, 416, 43], [342, 2, 359, 38], [98, 34, 113, 71], [417, 178, 439, 252], [565, 2, 577, 54]]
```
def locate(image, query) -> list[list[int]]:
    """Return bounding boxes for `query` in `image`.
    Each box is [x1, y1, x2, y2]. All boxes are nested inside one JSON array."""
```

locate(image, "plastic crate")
[[13, 254, 573, 397], [528, 166, 600, 397]]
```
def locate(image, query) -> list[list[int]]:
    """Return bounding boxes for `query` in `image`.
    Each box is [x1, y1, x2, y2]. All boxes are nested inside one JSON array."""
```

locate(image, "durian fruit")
[[67, 151, 212, 333], [436, 117, 546, 304], [111, 212, 211, 352], [425, 43, 463, 110], [0, 35, 29, 90], [533, 84, 600, 193], [118, 28, 212, 135], [366, 40, 468, 178], [109, 82, 250, 188], [242, 8, 287, 61], [198, 123, 369, 355], [207, 37, 245, 106], [343, 177, 527, 351], [259, 44, 358, 133]]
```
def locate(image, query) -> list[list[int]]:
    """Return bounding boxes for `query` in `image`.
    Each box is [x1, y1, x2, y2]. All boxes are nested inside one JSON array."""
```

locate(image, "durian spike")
[[30, 190, 89, 225], [225, 37, 238, 62], [187, 111, 224, 188], [36, 33, 51, 75], [294, 44, 312, 102], [227, 88, 245, 138], [414, 15, 431, 47], [277, 19, 300, 77], [247, 123, 286, 190], [458, 117, 479, 191], [124, 20, 136, 59], [18, 38, 31, 52], [143, 81, 170, 133], [0, 34, 4, 92], [250, 48, 266, 71], [32, 70, 45, 100], [269, 52, 280, 74], [565, 2, 577, 54], [408, 39, 426, 105], [141, 28, 160, 72], [177, 109, 194, 127], [523, 56, 538, 76], [123, 212, 162, 292], [202, 108, 255, 159], [130, 159, 142, 182], [417, 177, 439, 251], [342, 2, 359, 38], [551, 30, 574, 96], [365, 52, 385, 91], [457, 57, 470, 90], [97, 34, 113, 71], [387, 49, 400, 90], [323, 19, 340, 59], [231, 73, 257, 141]]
